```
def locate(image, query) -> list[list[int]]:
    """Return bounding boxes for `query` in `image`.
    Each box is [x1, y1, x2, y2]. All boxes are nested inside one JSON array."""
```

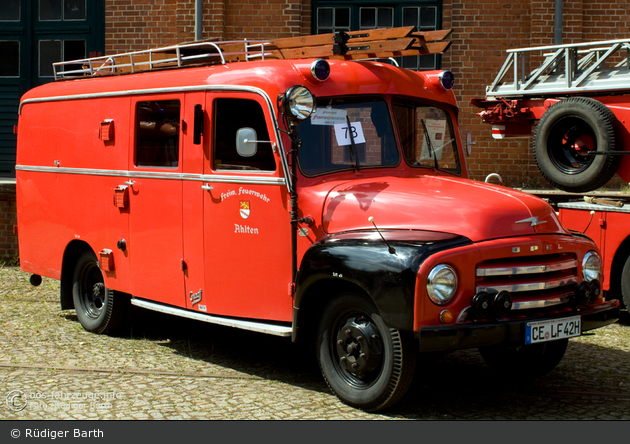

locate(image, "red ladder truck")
[[473, 38, 630, 313]]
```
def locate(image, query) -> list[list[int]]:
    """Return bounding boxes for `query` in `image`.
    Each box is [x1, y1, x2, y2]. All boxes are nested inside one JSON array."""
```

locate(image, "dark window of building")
[[316, 7, 350, 34], [313, 1, 442, 71], [0, 0, 20, 21], [40, 0, 85, 21], [38, 39, 86, 77], [0, 42, 20, 77], [136, 100, 181, 168]]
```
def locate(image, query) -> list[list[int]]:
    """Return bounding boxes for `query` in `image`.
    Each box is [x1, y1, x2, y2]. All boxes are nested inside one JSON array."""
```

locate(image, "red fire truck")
[[16, 28, 619, 412], [473, 38, 630, 314]]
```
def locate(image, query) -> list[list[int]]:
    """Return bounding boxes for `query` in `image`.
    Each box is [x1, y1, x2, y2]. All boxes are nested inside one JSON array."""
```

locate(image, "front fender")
[[295, 231, 472, 331]]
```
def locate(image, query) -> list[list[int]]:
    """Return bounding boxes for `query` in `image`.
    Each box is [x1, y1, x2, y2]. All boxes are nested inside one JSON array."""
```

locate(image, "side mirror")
[[466, 132, 476, 156], [236, 127, 258, 157]]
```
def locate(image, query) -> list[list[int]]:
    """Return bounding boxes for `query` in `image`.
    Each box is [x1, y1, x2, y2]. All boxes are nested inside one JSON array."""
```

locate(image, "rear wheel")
[[479, 338, 568, 379], [72, 251, 128, 334], [533, 97, 619, 193], [316, 293, 416, 412]]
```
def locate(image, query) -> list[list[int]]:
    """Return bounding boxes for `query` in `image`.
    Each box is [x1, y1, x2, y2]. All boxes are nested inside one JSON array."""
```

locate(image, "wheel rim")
[[547, 115, 597, 174], [78, 262, 105, 319], [331, 312, 385, 389]]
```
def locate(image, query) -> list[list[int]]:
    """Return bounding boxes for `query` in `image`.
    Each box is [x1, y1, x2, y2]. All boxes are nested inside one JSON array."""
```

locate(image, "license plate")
[[525, 316, 581, 344]]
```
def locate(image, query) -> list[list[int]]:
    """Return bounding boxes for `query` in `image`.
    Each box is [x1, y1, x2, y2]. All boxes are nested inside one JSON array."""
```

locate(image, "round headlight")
[[427, 264, 458, 305], [282, 85, 315, 121], [582, 251, 602, 282], [310, 59, 330, 82]]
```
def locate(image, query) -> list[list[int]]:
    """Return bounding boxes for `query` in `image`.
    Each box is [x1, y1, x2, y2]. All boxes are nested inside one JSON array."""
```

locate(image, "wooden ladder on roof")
[[53, 26, 452, 79]]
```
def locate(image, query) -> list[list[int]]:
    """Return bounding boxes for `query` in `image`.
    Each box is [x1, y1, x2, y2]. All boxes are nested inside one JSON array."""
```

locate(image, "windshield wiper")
[[346, 115, 359, 172], [420, 119, 439, 170]]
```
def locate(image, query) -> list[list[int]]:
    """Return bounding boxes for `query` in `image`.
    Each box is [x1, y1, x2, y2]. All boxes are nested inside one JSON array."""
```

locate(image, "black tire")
[[316, 293, 417, 412], [620, 254, 630, 310], [533, 97, 620, 193], [72, 251, 128, 334], [479, 338, 568, 380]]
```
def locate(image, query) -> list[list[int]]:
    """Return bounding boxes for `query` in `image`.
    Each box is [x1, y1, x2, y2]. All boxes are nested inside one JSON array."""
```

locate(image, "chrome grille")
[[475, 254, 578, 311]]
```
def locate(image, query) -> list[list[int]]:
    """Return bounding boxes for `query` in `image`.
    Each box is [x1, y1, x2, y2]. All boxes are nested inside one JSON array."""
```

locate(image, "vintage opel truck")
[[16, 27, 619, 411]]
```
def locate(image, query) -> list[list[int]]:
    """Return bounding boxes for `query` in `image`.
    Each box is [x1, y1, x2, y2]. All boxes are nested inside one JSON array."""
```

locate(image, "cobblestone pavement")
[[1, 266, 629, 420]]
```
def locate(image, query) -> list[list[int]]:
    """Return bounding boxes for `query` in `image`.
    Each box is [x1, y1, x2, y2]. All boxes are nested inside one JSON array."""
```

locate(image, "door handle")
[[201, 183, 214, 191], [124, 180, 135, 187]]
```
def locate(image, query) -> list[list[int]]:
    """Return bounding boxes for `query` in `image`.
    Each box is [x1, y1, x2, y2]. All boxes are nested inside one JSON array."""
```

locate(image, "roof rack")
[[53, 26, 451, 80], [486, 38, 630, 98]]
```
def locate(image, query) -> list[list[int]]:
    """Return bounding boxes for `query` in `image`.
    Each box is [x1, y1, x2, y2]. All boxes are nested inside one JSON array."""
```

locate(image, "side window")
[[135, 100, 180, 168], [213, 98, 276, 171]]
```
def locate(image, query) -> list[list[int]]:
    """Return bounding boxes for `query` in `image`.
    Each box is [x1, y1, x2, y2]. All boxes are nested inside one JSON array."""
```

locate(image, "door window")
[[135, 100, 181, 168], [213, 98, 276, 171]]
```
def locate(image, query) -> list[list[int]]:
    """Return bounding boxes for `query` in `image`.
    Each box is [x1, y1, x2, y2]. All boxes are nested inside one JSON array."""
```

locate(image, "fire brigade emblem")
[[240, 201, 250, 219]]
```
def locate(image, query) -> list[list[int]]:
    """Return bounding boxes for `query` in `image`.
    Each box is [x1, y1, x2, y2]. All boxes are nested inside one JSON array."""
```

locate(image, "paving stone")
[[1, 266, 629, 419]]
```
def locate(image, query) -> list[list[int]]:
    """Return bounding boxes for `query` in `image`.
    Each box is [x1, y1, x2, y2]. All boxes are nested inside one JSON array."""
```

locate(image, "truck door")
[[201, 93, 292, 321], [128, 96, 185, 307]]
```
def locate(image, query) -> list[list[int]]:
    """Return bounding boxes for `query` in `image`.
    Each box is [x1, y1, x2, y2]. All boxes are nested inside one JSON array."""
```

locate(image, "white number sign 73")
[[334, 121, 367, 146]]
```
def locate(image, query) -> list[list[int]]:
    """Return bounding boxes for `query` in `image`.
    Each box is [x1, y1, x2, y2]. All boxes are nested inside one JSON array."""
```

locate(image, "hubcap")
[[80, 264, 105, 319], [548, 117, 596, 174], [334, 314, 384, 383]]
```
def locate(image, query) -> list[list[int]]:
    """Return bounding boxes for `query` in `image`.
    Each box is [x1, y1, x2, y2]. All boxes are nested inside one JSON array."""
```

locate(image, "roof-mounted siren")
[[438, 70, 455, 91], [310, 59, 330, 82]]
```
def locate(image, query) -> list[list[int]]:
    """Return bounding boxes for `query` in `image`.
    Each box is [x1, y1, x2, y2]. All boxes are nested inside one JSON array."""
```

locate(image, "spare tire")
[[533, 97, 620, 193]]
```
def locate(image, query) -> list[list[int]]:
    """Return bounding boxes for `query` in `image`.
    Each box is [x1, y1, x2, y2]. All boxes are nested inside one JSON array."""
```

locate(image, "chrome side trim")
[[476, 259, 578, 277], [16, 166, 286, 186], [200, 174, 286, 186], [511, 296, 571, 310], [18, 84, 292, 190], [131, 298, 292, 337], [476, 276, 577, 293]]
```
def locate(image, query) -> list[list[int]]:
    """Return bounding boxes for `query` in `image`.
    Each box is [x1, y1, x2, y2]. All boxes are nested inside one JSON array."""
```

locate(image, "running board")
[[131, 298, 293, 337]]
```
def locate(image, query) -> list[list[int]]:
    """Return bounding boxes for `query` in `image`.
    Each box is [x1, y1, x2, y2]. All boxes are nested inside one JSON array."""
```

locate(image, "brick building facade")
[[1, 0, 629, 260]]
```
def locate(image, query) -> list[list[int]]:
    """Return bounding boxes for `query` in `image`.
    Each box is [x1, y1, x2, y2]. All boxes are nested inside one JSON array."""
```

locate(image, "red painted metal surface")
[[16, 56, 611, 329]]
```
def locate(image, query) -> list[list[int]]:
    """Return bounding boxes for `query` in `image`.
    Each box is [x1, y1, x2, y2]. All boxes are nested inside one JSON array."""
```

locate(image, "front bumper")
[[417, 300, 620, 352]]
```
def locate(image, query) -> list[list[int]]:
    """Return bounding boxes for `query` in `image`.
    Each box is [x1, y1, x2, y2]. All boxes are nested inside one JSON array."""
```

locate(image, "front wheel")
[[316, 293, 417, 412], [619, 254, 630, 310], [72, 251, 128, 334], [479, 338, 568, 379]]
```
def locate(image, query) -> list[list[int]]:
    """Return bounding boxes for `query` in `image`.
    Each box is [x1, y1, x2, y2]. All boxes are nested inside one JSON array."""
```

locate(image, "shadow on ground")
[[105, 306, 630, 419]]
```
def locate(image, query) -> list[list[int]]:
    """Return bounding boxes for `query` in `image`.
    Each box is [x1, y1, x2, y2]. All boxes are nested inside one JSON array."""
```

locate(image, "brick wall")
[[104, 0, 310, 53]]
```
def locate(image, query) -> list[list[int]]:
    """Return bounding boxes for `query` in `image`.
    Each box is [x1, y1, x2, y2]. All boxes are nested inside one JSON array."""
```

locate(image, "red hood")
[[321, 175, 567, 242]]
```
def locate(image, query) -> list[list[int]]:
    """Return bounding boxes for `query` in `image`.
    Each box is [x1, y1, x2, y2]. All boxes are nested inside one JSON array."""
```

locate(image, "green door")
[[0, 0, 104, 177]]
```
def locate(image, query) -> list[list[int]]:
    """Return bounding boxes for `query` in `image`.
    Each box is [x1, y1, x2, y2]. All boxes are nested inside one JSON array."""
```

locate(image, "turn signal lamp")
[[439, 309, 454, 324]]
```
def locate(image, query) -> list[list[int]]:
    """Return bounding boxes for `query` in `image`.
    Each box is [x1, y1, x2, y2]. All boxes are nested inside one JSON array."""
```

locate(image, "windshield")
[[393, 97, 461, 175], [296, 97, 400, 176]]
